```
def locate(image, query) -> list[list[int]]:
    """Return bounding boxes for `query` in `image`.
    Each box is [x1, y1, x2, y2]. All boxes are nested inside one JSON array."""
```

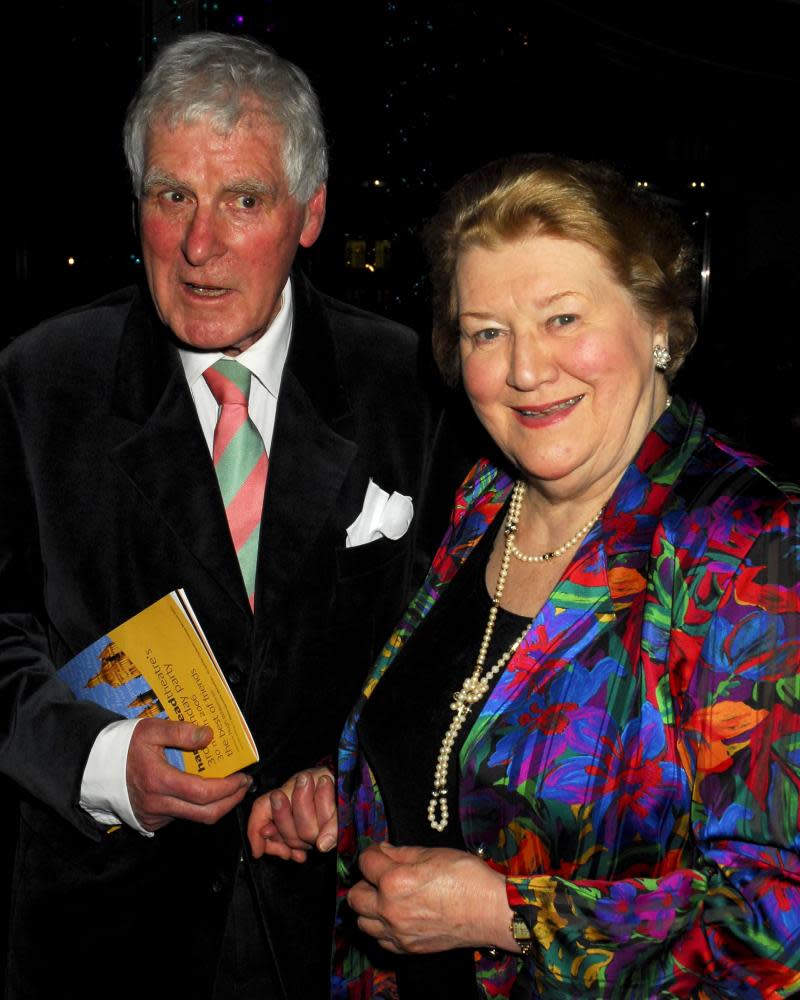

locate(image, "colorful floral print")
[[334, 398, 800, 999]]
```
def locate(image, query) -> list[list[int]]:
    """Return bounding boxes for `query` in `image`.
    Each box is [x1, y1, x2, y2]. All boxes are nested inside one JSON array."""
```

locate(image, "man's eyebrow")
[[141, 169, 182, 192], [225, 178, 278, 201]]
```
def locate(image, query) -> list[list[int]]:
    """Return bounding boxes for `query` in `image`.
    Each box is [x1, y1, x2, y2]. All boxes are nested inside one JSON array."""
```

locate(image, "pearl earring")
[[653, 344, 671, 371]]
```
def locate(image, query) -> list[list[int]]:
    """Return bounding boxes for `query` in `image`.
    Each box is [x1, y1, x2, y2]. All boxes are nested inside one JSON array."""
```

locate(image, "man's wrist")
[[80, 718, 152, 836]]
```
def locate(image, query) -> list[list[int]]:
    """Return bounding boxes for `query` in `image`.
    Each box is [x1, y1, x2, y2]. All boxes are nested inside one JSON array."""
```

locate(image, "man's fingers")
[[152, 765, 250, 805], [130, 750, 251, 804], [134, 717, 214, 751], [136, 779, 250, 831], [127, 717, 252, 829], [132, 781, 250, 830]]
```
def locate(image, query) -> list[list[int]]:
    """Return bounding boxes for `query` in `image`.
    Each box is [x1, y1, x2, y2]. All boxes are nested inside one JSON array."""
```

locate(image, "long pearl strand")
[[427, 480, 531, 832], [426, 480, 607, 832]]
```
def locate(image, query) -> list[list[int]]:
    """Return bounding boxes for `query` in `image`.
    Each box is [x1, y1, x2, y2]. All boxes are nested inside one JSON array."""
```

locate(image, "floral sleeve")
[[505, 508, 800, 999]]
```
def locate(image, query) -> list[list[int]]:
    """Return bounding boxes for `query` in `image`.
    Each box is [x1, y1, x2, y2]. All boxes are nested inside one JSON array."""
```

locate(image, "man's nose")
[[181, 206, 225, 266]]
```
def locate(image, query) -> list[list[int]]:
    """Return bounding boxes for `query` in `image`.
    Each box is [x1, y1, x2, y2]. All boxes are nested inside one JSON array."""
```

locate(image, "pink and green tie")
[[203, 359, 268, 609]]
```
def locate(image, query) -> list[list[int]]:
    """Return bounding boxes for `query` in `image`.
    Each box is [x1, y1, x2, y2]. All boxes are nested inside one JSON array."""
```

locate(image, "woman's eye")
[[549, 314, 578, 329], [473, 328, 504, 345]]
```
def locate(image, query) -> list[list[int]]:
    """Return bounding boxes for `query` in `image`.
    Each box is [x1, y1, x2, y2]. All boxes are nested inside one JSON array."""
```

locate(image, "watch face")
[[511, 913, 532, 951]]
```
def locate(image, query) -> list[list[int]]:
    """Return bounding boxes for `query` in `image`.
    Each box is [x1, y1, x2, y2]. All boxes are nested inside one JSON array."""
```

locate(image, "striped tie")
[[203, 359, 268, 609]]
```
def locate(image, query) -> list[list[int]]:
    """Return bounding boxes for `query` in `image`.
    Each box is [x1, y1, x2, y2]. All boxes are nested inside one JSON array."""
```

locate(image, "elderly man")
[[1, 33, 448, 998]]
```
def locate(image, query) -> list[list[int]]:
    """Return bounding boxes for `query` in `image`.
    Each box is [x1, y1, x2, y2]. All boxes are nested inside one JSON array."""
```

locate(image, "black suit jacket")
[[0, 273, 451, 998]]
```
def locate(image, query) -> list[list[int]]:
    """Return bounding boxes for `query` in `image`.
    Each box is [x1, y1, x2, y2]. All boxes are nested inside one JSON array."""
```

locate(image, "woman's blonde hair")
[[424, 154, 698, 386]]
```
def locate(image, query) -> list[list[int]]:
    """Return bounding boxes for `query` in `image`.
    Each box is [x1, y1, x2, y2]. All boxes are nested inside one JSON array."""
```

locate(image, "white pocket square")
[[345, 479, 414, 548]]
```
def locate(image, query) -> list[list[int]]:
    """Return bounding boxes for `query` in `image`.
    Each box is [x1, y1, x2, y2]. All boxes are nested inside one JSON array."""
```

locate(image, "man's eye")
[[163, 190, 185, 203], [235, 194, 259, 209]]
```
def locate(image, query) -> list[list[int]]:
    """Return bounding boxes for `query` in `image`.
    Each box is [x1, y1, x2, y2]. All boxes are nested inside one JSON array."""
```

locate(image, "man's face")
[[139, 110, 325, 354]]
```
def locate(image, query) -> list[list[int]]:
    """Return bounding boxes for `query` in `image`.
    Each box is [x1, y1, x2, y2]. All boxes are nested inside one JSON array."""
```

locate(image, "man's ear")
[[299, 184, 327, 248], [131, 198, 140, 241]]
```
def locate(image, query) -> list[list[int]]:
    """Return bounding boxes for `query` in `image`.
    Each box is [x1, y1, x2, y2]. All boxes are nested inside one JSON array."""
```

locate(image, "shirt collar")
[[176, 277, 293, 397]]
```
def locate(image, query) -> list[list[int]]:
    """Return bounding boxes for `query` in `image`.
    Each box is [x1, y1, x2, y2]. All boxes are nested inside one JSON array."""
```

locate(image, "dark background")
[[12, 0, 800, 461], [5, 0, 799, 971]]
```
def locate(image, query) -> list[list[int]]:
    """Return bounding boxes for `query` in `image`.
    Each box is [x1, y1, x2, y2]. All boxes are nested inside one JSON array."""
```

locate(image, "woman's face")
[[457, 234, 668, 502]]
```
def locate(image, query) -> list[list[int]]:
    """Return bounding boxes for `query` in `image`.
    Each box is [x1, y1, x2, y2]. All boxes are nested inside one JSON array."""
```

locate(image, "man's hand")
[[126, 718, 252, 831], [247, 768, 337, 862]]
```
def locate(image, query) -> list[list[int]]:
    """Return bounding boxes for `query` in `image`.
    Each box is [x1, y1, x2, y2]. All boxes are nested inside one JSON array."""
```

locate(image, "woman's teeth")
[[520, 395, 584, 417]]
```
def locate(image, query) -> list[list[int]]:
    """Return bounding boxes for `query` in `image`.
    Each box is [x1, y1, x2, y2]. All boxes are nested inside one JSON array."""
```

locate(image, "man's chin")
[[167, 323, 267, 356]]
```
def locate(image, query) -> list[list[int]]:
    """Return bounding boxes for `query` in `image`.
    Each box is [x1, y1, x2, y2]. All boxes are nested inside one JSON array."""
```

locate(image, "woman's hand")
[[246, 767, 337, 863], [348, 843, 515, 953]]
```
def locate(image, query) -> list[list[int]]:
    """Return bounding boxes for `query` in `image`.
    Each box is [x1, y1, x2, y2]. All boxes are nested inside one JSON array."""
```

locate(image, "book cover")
[[59, 591, 258, 776]]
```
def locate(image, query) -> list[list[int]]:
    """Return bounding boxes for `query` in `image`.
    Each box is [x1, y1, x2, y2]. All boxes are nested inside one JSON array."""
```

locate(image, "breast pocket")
[[335, 534, 414, 650], [335, 534, 408, 581]]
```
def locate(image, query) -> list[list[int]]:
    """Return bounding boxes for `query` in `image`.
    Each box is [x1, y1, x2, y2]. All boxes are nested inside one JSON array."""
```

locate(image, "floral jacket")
[[333, 398, 800, 999]]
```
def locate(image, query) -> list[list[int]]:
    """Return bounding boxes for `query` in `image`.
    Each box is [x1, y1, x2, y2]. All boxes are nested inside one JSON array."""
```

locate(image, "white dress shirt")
[[79, 280, 293, 833]]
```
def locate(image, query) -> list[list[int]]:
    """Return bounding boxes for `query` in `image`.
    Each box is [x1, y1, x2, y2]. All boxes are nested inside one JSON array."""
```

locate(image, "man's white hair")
[[123, 31, 328, 203]]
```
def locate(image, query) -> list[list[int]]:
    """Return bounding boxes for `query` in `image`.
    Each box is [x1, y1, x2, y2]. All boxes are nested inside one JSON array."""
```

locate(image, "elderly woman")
[[248, 155, 799, 998]]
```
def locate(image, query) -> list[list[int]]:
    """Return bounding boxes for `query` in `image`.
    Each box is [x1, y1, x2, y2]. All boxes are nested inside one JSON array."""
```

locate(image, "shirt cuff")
[[80, 718, 153, 837]]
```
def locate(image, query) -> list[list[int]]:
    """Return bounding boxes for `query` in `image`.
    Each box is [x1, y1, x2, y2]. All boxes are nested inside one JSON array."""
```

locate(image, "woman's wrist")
[[479, 866, 520, 953]]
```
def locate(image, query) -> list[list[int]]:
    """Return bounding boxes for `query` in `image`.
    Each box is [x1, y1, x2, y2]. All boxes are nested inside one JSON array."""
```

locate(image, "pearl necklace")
[[508, 486, 604, 563], [426, 480, 605, 832]]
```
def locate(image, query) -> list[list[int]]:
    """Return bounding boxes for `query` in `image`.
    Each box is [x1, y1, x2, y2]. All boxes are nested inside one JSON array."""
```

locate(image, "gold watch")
[[510, 913, 532, 955]]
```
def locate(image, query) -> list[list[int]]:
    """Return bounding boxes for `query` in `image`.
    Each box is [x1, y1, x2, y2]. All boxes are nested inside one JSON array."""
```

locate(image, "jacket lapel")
[[253, 272, 358, 625], [108, 289, 248, 612], [255, 370, 357, 618]]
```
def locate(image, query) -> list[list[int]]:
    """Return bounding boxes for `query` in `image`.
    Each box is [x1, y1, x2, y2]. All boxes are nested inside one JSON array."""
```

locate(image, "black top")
[[358, 508, 529, 998]]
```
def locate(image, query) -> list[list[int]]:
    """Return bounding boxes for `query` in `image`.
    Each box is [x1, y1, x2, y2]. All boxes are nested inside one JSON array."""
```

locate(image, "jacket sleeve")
[[0, 353, 120, 839], [505, 507, 800, 999]]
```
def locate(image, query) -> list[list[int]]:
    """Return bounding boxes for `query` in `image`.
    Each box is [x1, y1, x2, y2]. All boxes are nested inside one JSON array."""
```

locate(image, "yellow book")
[[59, 590, 258, 777]]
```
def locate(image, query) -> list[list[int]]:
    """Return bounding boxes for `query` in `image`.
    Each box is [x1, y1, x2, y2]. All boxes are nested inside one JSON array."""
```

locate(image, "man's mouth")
[[184, 283, 229, 297], [516, 394, 584, 417]]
